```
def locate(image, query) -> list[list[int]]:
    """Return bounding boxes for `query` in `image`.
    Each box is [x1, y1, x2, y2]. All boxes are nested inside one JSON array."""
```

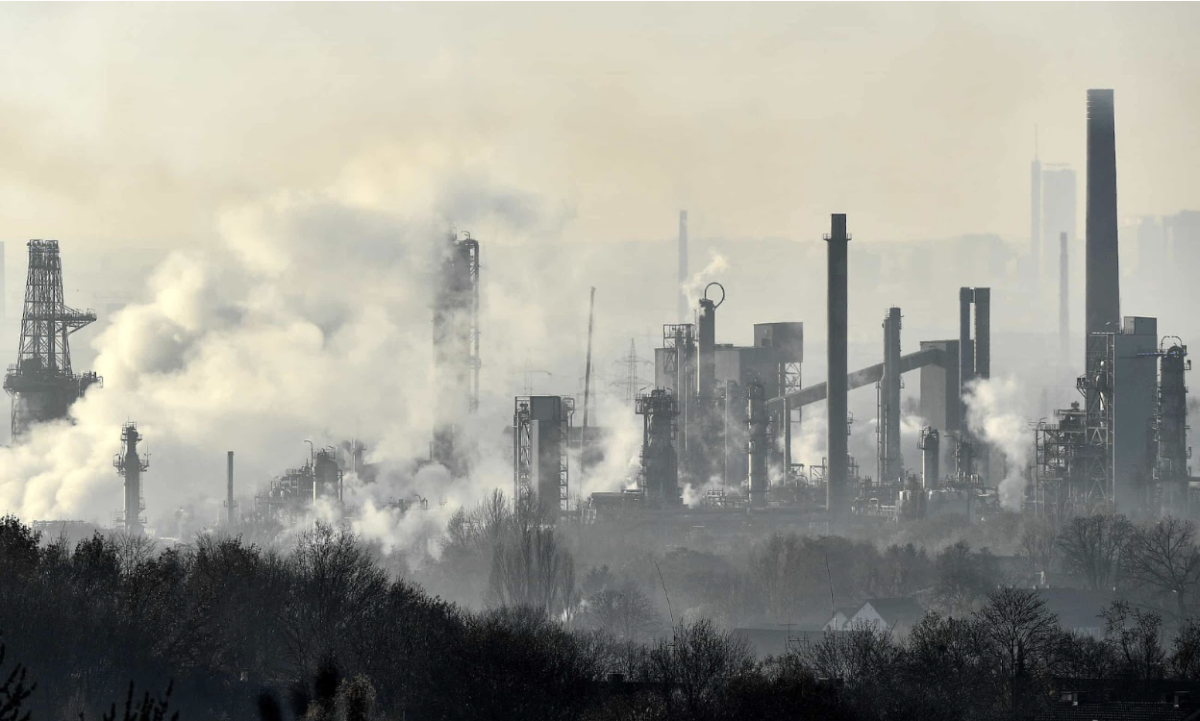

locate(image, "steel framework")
[[1032, 403, 1088, 520], [513, 396, 574, 512], [635, 389, 679, 503], [4, 240, 100, 437], [1077, 332, 1115, 509]]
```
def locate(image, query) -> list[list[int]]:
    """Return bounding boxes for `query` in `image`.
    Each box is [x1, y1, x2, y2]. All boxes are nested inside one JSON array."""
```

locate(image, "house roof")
[[1041, 701, 1200, 721], [857, 598, 925, 627], [831, 606, 858, 619]]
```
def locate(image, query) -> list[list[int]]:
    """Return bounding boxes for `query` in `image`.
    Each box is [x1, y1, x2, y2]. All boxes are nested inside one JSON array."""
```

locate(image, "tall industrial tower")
[[431, 230, 480, 473], [114, 422, 149, 535], [4, 240, 99, 438], [1086, 89, 1120, 338], [825, 214, 850, 522]]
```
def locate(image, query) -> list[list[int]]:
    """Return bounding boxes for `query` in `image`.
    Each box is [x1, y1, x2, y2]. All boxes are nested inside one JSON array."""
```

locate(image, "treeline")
[[794, 587, 1200, 721], [6, 503, 1200, 720], [0, 513, 849, 721]]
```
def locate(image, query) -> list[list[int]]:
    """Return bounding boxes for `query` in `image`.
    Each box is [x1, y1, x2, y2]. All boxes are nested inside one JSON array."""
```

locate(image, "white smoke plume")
[[682, 252, 730, 311], [963, 376, 1034, 511], [0, 168, 602, 542]]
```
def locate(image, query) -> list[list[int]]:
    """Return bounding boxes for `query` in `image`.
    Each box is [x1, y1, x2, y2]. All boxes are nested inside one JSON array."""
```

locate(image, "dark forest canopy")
[[5, 509, 1200, 720]]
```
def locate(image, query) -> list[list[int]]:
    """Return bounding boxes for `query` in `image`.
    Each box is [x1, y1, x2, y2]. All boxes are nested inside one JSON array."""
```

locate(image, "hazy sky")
[[0, 2, 1196, 253]]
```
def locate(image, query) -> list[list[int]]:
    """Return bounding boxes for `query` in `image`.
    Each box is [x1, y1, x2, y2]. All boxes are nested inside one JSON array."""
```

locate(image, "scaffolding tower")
[[4, 240, 100, 438]]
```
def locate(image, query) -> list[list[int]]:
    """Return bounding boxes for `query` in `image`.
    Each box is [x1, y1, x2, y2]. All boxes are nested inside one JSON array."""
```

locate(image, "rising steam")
[[963, 376, 1033, 511], [0, 175, 611, 542]]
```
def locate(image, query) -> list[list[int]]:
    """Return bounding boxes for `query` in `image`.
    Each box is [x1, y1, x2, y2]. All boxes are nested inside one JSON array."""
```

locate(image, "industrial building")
[[513, 395, 574, 516], [575, 88, 1190, 528], [1030, 89, 1194, 520], [252, 447, 345, 523]]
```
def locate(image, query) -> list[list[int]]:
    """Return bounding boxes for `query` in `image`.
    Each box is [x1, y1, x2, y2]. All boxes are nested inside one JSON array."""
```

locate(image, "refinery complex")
[[8, 88, 1195, 540]]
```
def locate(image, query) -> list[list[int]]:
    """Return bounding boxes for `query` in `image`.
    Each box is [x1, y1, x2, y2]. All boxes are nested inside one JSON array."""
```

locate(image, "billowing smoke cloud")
[[0, 170, 600, 538], [964, 376, 1034, 511]]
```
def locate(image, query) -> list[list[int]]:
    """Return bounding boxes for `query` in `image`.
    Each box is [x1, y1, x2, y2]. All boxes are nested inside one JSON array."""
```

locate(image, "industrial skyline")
[[4, 8, 1200, 721]]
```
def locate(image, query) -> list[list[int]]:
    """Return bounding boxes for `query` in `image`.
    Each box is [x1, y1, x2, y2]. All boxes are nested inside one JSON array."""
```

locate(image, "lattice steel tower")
[[4, 240, 99, 438]]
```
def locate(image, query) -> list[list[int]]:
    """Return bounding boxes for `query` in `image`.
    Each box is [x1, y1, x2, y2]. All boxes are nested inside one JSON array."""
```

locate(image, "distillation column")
[[920, 427, 940, 490], [746, 381, 769, 508], [878, 307, 903, 484], [1157, 343, 1190, 514], [115, 423, 149, 535]]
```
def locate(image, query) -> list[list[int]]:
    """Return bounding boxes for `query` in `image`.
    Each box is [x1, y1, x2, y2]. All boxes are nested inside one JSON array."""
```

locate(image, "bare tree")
[[109, 532, 159, 576], [796, 621, 899, 685], [586, 582, 658, 642], [644, 619, 755, 720], [1019, 521, 1058, 581], [1170, 617, 1200, 680], [487, 494, 576, 618], [933, 541, 1002, 615], [1057, 514, 1132, 591], [1123, 517, 1200, 620], [976, 588, 1059, 719], [1102, 601, 1165, 680], [0, 640, 34, 721]]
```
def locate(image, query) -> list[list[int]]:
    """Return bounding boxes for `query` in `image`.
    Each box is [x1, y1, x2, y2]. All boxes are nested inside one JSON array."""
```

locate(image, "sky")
[[0, 3, 1197, 529], [0, 3, 1196, 250]]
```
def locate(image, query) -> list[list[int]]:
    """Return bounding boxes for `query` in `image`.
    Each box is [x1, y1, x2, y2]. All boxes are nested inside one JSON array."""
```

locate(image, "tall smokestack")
[[1086, 89, 1120, 337], [959, 287, 974, 427], [825, 214, 849, 522], [678, 210, 689, 323], [972, 287, 991, 483], [879, 307, 902, 484], [697, 295, 716, 399], [226, 451, 235, 526], [973, 288, 990, 381], [1059, 231, 1070, 360]]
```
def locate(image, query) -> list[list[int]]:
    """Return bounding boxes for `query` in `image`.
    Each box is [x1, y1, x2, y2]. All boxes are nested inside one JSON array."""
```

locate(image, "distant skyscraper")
[[1134, 215, 1165, 274], [678, 210, 688, 323], [1165, 210, 1200, 268], [1041, 165, 1077, 260], [1031, 137, 1042, 283]]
